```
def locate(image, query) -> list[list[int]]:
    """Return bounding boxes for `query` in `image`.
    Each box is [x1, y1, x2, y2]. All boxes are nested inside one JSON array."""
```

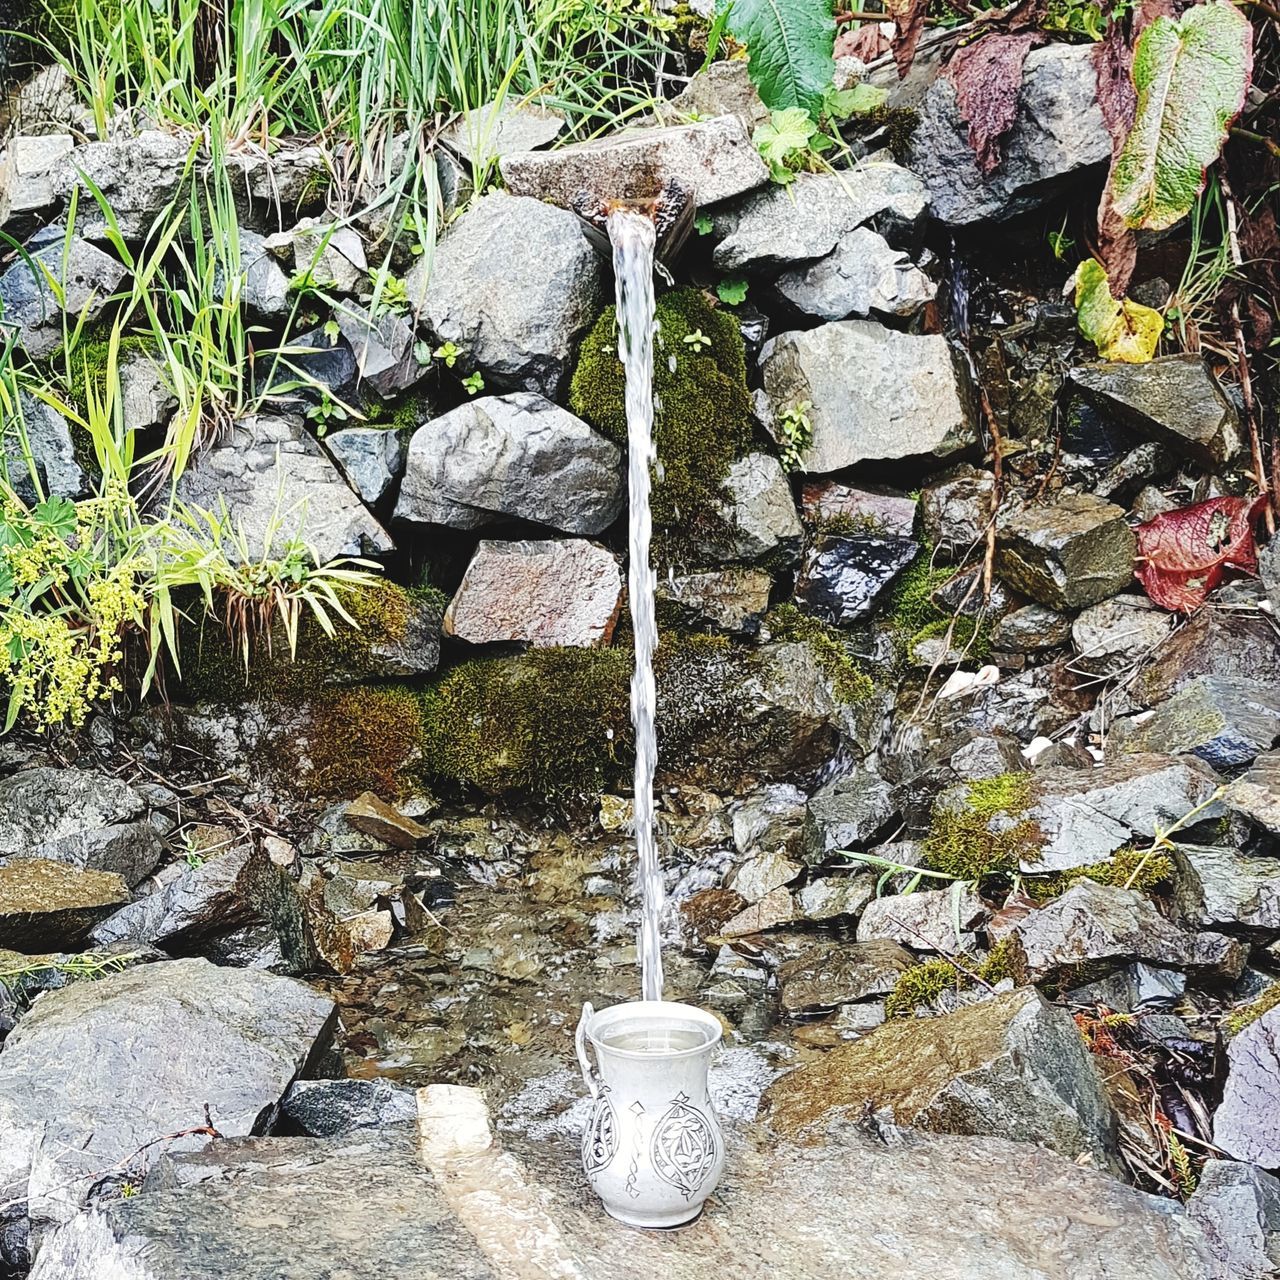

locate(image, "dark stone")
[[1172, 842, 1280, 941], [1131, 611, 1280, 708], [919, 465, 995, 559], [278, 1078, 418, 1137], [802, 771, 897, 863], [0, 859, 130, 952], [795, 535, 919, 626]]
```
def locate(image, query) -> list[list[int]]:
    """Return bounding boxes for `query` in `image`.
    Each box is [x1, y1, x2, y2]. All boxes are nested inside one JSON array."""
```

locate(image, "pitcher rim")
[[584, 999, 722, 1061]]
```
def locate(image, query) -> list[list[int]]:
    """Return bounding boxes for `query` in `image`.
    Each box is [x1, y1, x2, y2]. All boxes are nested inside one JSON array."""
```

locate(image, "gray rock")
[[407, 192, 603, 398], [440, 97, 565, 164], [1215, 1005, 1280, 1166], [906, 44, 1110, 225], [279, 1078, 417, 1137], [731, 784, 807, 857], [322, 426, 406, 507], [1026, 754, 1227, 873], [766, 987, 1119, 1169], [0, 958, 333, 1267], [916, 658, 1093, 743], [173, 414, 393, 564], [730, 849, 802, 903], [795, 535, 918, 627], [1110, 676, 1280, 770], [499, 115, 768, 210], [3, 393, 90, 504], [443, 539, 622, 648], [1227, 750, 1280, 838], [288, 217, 367, 294], [991, 604, 1071, 653], [222, 228, 291, 319], [803, 771, 897, 863], [697, 451, 803, 565], [920, 465, 995, 558], [87, 843, 270, 952], [1263, 538, 1280, 621], [857, 886, 986, 953], [778, 938, 915, 1015], [0, 859, 130, 952], [0, 239, 126, 358], [335, 303, 422, 397], [30, 1095, 1221, 1280], [1186, 1159, 1280, 1280], [230, 144, 330, 233], [0, 767, 159, 884], [1071, 595, 1173, 676], [996, 494, 1136, 611], [797, 875, 878, 923], [1002, 881, 1247, 990], [53, 130, 191, 239], [256, 325, 358, 410], [1132, 610, 1280, 708], [713, 165, 929, 272], [1172, 843, 1280, 941], [800, 480, 917, 536], [1066, 963, 1187, 1013], [774, 226, 935, 321], [1065, 357, 1243, 467], [655, 567, 773, 636], [0, 134, 73, 229], [28, 1130, 486, 1280], [760, 321, 972, 474], [650, 60, 768, 135], [394, 392, 623, 534], [119, 349, 177, 434]]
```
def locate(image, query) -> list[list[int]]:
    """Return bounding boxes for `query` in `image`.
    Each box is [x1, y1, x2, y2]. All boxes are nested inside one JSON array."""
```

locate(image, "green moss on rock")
[[1223, 982, 1280, 1037], [1024, 847, 1175, 902], [569, 288, 753, 531], [304, 683, 426, 796], [764, 604, 873, 706], [419, 647, 633, 805], [884, 939, 1017, 1018], [923, 773, 1042, 881]]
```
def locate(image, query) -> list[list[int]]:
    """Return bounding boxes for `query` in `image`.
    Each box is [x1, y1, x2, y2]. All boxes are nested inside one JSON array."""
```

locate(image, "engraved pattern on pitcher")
[[582, 1087, 619, 1176], [649, 1091, 717, 1201]]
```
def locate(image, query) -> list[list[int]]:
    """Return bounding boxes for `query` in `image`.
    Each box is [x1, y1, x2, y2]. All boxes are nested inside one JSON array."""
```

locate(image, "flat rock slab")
[[443, 539, 622, 648], [174, 414, 392, 565], [500, 115, 768, 210], [32, 1089, 1216, 1279], [1213, 1005, 1280, 1166], [0, 858, 129, 952], [0, 957, 334, 1264], [760, 321, 972, 474]]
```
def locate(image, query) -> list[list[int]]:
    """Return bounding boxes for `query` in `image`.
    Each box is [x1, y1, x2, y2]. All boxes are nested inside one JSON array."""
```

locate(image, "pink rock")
[[444, 539, 622, 648]]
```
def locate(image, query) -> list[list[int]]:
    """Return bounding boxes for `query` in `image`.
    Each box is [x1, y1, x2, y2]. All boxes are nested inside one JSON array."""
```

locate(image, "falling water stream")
[[607, 205, 664, 1004]]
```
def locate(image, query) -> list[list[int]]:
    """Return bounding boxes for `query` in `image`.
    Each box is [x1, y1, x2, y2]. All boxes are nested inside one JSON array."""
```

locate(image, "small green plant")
[[775, 401, 812, 471], [695, 213, 714, 235], [433, 341, 462, 368], [368, 270, 411, 316], [1047, 217, 1075, 261], [461, 371, 485, 395], [716, 278, 748, 306], [754, 106, 830, 184], [923, 773, 1041, 881], [306, 393, 351, 435], [682, 328, 712, 353]]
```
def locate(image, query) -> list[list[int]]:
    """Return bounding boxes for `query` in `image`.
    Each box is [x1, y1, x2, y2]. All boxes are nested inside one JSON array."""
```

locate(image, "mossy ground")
[[304, 683, 426, 796], [923, 773, 1042, 881], [884, 938, 1016, 1018], [569, 288, 753, 540]]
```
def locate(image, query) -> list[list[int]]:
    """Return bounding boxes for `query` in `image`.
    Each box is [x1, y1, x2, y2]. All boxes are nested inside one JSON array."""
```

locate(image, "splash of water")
[[606, 206, 664, 1004]]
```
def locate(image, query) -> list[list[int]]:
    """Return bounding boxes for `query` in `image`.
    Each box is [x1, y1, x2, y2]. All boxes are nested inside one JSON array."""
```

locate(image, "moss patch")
[[1223, 982, 1280, 1036], [888, 544, 955, 641], [908, 615, 992, 664], [304, 683, 426, 796], [418, 647, 633, 806], [1024, 847, 1176, 902], [884, 938, 1017, 1019], [923, 773, 1041, 881], [569, 288, 753, 533], [764, 604, 873, 706]]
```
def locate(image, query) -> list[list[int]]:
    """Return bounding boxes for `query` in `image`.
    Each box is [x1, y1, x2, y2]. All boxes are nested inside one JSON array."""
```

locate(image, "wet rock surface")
[[795, 535, 919, 626], [1214, 1005, 1280, 1166]]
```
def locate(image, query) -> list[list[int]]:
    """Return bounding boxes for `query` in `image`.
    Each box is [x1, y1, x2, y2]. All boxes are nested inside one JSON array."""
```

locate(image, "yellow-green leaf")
[[1073, 259, 1163, 363]]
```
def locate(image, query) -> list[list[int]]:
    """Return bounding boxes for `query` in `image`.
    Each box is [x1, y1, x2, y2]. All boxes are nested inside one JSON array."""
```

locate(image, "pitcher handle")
[[576, 1002, 598, 1099]]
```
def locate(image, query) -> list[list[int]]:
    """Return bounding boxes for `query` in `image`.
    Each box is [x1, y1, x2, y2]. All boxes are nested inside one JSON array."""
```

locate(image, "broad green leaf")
[[720, 0, 836, 117], [717, 277, 749, 305], [1109, 2, 1252, 231], [824, 83, 889, 119], [33, 496, 77, 540], [1073, 259, 1164, 363], [753, 106, 817, 168]]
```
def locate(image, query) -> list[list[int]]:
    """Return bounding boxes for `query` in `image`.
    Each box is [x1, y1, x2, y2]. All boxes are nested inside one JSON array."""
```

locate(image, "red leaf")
[[1134, 495, 1268, 612], [836, 22, 890, 63], [947, 33, 1043, 175], [886, 0, 928, 80]]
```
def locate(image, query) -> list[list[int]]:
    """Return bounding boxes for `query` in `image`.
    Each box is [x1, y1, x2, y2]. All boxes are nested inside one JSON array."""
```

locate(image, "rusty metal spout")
[[571, 178, 696, 268]]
